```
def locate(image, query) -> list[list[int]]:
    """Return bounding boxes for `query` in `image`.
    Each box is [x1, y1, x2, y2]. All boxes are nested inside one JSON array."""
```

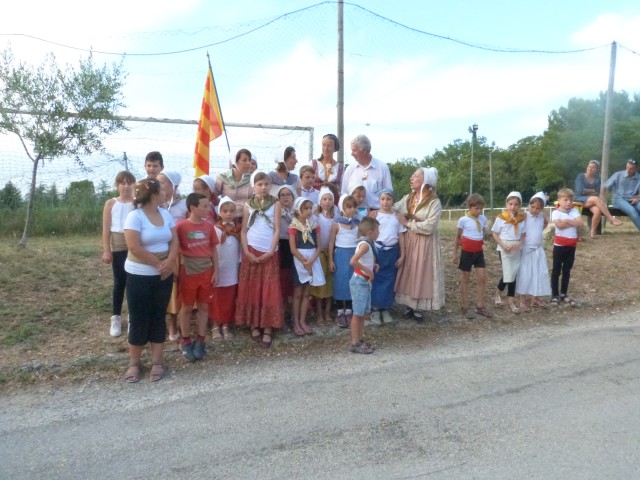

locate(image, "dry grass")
[[0, 220, 638, 393]]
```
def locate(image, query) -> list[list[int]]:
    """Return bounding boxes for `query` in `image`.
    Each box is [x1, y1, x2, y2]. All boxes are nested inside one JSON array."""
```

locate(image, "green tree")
[[0, 181, 22, 209], [388, 157, 419, 199], [0, 47, 126, 246], [63, 180, 97, 206]]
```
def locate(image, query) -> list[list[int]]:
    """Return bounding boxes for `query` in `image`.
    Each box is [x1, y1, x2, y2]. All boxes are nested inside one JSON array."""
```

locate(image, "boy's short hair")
[[145, 151, 164, 167], [115, 170, 136, 186], [557, 188, 574, 200], [466, 193, 485, 208], [299, 165, 315, 178], [358, 216, 379, 236], [186, 192, 208, 212], [529, 197, 544, 208]]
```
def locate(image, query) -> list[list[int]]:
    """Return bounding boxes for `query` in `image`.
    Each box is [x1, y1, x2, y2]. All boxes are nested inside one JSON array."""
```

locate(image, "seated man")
[[605, 159, 640, 230]]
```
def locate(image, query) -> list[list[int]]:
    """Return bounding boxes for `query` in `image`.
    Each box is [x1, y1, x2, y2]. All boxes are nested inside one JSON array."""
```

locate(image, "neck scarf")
[[289, 216, 317, 245], [406, 187, 437, 219], [334, 215, 360, 226], [320, 159, 335, 181], [465, 210, 482, 232], [215, 219, 242, 244], [247, 194, 277, 228], [219, 168, 250, 189], [497, 210, 527, 235], [281, 206, 295, 224]]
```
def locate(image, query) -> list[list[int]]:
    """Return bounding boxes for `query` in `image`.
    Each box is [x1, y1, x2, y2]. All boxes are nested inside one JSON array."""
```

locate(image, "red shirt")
[[176, 219, 219, 258]]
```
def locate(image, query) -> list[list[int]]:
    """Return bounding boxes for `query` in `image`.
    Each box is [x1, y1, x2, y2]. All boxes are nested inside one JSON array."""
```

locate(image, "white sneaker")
[[381, 310, 395, 324], [370, 310, 382, 325], [110, 315, 122, 337]]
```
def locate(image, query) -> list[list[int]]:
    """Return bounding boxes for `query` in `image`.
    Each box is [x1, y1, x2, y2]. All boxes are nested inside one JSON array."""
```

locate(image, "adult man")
[[341, 134, 392, 209], [605, 159, 640, 230]]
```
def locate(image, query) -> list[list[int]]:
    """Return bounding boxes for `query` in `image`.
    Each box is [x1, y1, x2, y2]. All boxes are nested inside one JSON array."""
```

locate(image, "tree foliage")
[[0, 181, 22, 209], [0, 47, 126, 246]]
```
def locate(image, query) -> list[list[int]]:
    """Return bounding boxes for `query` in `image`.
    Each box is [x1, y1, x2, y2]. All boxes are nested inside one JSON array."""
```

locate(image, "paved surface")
[[2, 309, 640, 479]]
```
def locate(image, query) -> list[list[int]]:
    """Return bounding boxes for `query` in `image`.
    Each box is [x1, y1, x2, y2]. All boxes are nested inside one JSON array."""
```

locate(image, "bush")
[[0, 205, 103, 237]]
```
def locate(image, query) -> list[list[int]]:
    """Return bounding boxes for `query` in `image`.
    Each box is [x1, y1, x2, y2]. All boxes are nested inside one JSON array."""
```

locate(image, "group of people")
[[102, 136, 640, 382], [102, 135, 445, 382]]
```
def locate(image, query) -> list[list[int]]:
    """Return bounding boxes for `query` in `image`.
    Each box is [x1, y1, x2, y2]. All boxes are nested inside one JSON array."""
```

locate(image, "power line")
[[0, 1, 614, 57]]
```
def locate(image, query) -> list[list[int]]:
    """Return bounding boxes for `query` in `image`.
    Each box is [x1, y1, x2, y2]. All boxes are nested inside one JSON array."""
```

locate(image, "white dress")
[[516, 212, 551, 296]]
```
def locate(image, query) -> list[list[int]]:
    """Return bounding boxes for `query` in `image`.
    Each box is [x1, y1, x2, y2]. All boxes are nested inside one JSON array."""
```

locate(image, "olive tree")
[[0, 47, 126, 246]]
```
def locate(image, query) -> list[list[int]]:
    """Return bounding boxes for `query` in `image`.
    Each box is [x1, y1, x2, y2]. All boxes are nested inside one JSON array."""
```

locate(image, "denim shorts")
[[349, 274, 372, 316]]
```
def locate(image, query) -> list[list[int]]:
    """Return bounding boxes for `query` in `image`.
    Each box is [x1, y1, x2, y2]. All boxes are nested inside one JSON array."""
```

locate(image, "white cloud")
[[571, 14, 640, 48]]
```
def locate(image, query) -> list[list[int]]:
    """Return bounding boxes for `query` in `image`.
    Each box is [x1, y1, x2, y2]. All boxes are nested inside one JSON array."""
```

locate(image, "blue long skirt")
[[333, 246, 355, 301], [371, 243, 399, 310]]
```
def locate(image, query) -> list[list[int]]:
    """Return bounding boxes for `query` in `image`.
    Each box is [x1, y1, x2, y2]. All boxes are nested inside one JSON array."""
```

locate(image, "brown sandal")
[[124, 364, 141, 383], [149, 363, 165, 382]]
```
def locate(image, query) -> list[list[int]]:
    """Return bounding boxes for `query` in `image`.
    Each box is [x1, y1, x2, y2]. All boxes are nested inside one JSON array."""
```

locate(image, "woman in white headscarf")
[[393, 167, 445, 320], [214, 148, 254, 221]]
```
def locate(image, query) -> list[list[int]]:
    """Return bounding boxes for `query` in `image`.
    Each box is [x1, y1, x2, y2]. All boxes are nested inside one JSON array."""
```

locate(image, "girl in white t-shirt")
[[491, 192, 526, 314], [235, 171, 283, 348], [123, 178, 178, 383], [209, 196, 242, 340]]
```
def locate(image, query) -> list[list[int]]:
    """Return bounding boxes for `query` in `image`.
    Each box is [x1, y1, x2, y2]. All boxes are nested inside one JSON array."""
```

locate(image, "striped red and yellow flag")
[[193, 66, 224, 177]]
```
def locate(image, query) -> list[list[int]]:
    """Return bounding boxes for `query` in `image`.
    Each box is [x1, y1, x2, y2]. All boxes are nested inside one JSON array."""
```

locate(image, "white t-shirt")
[[551, 208, 579, 240], [214, 226, 241, 287], [124, 208, 175, 276], [376, 211, 406, 248], [457, 214, 488, 241], [491, 216, 526, 241], [341, 157, 392, 209], [356, 240, 375, 272]]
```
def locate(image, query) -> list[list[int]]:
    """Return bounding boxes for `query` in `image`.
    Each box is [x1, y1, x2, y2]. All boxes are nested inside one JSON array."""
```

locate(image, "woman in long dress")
[[394, 167, 445, 321]]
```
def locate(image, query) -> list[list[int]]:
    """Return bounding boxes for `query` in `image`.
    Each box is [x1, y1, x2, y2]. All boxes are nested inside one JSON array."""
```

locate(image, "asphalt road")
[[2, 309, 640, 479]]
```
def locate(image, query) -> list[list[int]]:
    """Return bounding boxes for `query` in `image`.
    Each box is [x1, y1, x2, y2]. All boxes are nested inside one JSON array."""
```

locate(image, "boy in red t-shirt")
[[176, 193, 219, 362]]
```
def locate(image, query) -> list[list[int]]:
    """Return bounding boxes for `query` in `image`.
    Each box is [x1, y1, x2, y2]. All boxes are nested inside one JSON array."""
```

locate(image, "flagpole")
[[207, 52, 231, 154]]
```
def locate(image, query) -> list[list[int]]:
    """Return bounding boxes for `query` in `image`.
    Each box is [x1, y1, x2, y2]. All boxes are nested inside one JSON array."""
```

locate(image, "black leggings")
[[551, 245, 575, 297], [335, 300, 352, 310], [497, 252, 516, 297], [126, 272, 173, 346], [112, 251, 128, 315]]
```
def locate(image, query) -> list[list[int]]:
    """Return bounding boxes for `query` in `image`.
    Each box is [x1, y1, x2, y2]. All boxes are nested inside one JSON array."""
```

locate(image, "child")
[[299, 165, 319, 208], [309, 186, 337, 324], [144, 151, 164, 179], [516, 192, 552, 310], [550, 188, 582, 306], [453, 193, 493, 320], [192, 175, 218, 223], [175, 193, 219, 362], [289, 197, 325, 335], [329, 194, 359, 327], [158, 171, 188, 341], [349, 217, 380, 354], [235, 171, 283, 348], [209, 196, 242, 340], [349, 184, 369, 221], [277, 185, 297, 327], [492, 191, 527, 314], [370, 189, 405, 324], [101, 170, 136, 337]]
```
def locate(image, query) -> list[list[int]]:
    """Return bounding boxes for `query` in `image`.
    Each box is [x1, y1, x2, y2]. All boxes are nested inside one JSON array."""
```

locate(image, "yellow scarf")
[[465, 211, 482, 232], [497, 210, 526, 235], [289, 217, 317, 245]]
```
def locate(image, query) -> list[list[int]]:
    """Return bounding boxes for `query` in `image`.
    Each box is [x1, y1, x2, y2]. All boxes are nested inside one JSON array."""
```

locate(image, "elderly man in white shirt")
[[341, 134, 393, 210]]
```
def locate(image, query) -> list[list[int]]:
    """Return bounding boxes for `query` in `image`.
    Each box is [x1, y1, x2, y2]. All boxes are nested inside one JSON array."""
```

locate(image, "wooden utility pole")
[[600, 41, 616, 195], [337, 0, 345, 164]]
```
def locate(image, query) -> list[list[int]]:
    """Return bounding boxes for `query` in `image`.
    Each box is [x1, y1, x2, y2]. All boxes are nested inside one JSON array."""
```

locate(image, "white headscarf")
[[338, 193, 350, 215], [417, 167, 438, 204], [277, 184, 297, 200], [216, 195, 235, 215], [507, 191, 522, 203], [197, 174, 215, 193], [530, 191, 546, 207], [250, 170, 266, 187], [293, 196, 312, 215], [318, 186, 334, 203]]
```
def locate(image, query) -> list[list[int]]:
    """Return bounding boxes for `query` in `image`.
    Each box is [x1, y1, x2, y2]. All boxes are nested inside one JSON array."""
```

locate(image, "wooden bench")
[[580, 205, 626, 235]]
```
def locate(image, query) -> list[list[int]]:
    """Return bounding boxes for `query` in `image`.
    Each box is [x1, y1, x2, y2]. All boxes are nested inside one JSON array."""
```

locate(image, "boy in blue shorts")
[[453, 194, 494, 320], [348, 217, 380, 354]]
